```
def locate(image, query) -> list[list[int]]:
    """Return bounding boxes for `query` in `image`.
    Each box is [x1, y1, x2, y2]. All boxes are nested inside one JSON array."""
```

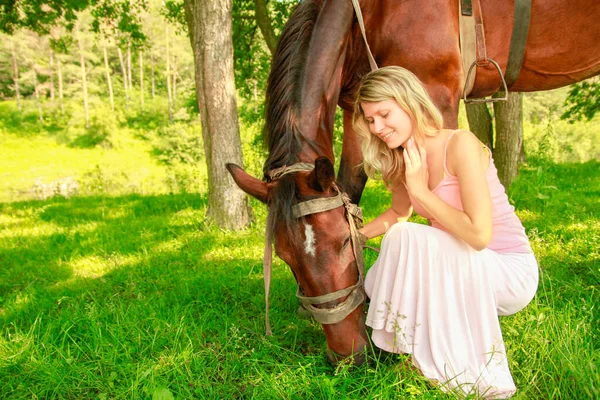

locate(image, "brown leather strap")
[[473, 0, 488, 65], [292, 194, 344, 218], [263, 211, 275, 335], [459, 0, 477, 97], [351, 0, 378, 71]]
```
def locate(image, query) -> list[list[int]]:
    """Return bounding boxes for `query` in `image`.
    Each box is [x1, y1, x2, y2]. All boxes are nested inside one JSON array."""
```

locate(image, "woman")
[[354, 66, 538, 398]]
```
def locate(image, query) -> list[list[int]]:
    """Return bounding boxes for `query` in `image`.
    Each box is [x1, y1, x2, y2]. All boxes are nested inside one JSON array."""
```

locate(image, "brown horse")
[[227, 0, 600, 364]]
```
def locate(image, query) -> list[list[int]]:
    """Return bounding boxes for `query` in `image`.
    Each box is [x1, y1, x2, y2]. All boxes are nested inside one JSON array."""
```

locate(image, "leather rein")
[[261, 163, 366, 335]]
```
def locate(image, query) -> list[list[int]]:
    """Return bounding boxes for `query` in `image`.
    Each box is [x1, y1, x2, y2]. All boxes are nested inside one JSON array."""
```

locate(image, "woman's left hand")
[[403, 137, 430, 198]]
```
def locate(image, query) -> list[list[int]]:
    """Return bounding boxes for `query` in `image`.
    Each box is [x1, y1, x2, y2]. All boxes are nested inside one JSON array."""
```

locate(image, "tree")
[[10, 38, 21, 109], [561, 78, 599, 123], [164, 0, 295, 103], [32, 62, 43, 122], [165, 25, 173, 122], [102, 38, 115, 112], [78, 34, 90, 128], [466, 91, 523, 188], [183, 0, 251, 229], [117, 46, 129, 107], [493, 92, 523, 187], [465, 103, 493, 149], [151, 52, 156, 98], [48, 49, 55, 101], [254, 0, 277, 54], [1, 0, 262, 230], [139, 49, 144, 111], [56, 52, 65, 113]]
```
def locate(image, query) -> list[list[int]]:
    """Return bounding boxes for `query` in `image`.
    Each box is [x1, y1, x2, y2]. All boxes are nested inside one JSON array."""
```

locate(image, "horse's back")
[[474, 0, 600, 95]]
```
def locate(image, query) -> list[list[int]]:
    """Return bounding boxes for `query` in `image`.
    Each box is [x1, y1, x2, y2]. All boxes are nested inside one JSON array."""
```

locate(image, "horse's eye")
[[342, 236, 351, 250]]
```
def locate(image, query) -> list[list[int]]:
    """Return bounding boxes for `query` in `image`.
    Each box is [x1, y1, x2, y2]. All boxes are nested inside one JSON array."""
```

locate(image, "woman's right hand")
[[403, 137, 430, 199]]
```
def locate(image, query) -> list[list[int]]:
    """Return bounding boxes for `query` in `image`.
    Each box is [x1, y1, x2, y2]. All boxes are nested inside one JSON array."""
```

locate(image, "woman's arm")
[[406, 132, 493, 250], [359, 183, 413, 239]]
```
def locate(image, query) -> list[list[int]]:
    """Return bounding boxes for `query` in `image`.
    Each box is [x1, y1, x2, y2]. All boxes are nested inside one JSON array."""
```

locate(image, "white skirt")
[[365, 222, 539, 399]]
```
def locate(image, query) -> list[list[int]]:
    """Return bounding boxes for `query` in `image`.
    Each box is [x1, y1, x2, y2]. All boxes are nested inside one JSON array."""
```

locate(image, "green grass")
[[0, 99, 599, 398]]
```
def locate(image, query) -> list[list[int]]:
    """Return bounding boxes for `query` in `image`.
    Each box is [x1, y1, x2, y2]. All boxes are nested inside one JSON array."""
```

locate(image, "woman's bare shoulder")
[[446, 130, 485, 174]]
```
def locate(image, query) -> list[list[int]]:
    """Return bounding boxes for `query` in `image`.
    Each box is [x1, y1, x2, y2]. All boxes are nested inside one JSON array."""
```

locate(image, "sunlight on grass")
[[168, 209, 206, 227], [1, 135, 172, 202], [68, 254, 142, 279], [1, 98, 599, 398], [515, 209, 539, 224], [14, 293, 31, 308], [151, 239, 185, 254]]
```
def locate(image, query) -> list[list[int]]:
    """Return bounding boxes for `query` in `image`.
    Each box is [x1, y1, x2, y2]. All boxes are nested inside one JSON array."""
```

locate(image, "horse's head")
[[226, 157, 369, 365]]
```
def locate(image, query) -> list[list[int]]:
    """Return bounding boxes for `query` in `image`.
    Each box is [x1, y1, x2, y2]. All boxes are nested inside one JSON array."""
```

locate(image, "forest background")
[[0, 0, 598, 398]]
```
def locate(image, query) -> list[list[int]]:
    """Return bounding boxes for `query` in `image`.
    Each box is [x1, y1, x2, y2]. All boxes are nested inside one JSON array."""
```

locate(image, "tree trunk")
[[11, 40, 21, 110], [139, 50, 144, 111], [49, 50, 55, 102], [33, 66, 43, 123], [493, 92, 523, 188], [151, 52, 156, 99], [254, 79, 258, 113], [254, 0, 277, 54], [127, 42, 133, 91], [79, 36, 89, 128], [166, 25, 173, 122], [57, 58, 64, 114], [184, 0, 251, 229], [466, 102, 494, 150], [117, 47, 129, 107], [172, 55, 178, 108], [103, 41, 115, 112]]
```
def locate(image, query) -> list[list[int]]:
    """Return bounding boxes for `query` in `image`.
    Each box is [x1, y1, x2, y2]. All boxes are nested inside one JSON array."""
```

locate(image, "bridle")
[[261, 163, 366, 335]]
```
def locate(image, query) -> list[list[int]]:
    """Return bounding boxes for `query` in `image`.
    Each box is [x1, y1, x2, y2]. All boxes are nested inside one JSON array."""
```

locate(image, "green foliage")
[[90, 1, 147, 45], [71, 108, 121, 148], [145, 122, 204, 166], [523, 90, 600, 164], [1, 0, 147, 45], [232, 0, 296, 100], [561, 78, 600, 123], [159, 0, 297, 101], [161, 0, 186, 32]]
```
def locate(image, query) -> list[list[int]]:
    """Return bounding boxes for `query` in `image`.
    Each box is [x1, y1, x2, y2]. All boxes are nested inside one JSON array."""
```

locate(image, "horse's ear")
[[313, 156, 335, 192], [226, 163, 270, 203]]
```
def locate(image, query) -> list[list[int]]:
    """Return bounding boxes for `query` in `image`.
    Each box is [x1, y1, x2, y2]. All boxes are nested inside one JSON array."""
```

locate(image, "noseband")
[[261, 163, 366, 335]]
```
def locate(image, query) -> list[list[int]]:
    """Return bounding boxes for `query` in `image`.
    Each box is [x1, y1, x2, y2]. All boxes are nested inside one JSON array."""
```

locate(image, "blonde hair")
[[352, 66, 443, 184]]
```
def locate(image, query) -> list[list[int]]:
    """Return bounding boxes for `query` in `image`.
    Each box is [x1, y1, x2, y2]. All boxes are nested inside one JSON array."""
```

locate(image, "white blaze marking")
[[304, 223, 316, 256]]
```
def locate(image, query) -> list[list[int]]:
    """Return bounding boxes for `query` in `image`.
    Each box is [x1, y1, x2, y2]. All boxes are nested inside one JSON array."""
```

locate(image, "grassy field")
[[0, 99, 599, 399]]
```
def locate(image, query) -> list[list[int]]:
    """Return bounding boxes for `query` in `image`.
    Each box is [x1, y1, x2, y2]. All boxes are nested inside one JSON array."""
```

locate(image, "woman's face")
[[361, 100, 413, 149]]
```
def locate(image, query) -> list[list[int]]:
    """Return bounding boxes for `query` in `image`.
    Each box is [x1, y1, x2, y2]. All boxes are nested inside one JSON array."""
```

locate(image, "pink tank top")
[[410, 131, 532, 254]]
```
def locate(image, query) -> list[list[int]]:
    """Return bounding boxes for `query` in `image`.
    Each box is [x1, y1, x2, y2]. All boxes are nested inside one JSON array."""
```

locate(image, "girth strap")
[[505, 0, 532, 88]]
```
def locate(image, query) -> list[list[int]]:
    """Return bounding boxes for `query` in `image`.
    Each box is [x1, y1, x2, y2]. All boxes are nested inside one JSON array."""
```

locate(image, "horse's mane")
[[263, 0, 320, 177], [262, 0, 321, 243]]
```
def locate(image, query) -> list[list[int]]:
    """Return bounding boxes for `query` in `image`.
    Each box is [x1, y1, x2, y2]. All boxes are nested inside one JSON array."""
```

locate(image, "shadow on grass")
[[0, 191, 347, 398], [0, 193, 293, 332], [0, 160, 598, 398], [0, 193, 207, 313]]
